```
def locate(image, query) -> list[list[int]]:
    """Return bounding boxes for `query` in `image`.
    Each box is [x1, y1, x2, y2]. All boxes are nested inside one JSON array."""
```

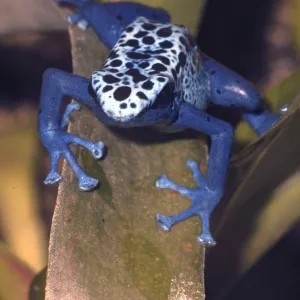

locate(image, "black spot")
[[178, 52, 187, 66], [179, 36, 189, 50], [216, 89, 221, 94], [125, 68, 147, 83], [159, 41, 173, 49], [142, 80, 154, 90], [127, 52, 151, 60], [134, 31, 148, 38], [102, 85, 113, 93], [126, 62, 134, 68], [157, 27, 172, 37], [175, 63, 180, 74], [139, 62, 150, 69], [105, 68, 118, 73], [210, 70, 216, 75], [93, 79, 100, 85], [148, 71, 159, 75], [108, 49, 118, 59], [137, 91, 148, 100], [114, 86, 132, 101], [142, 23, 156, 30], [116, 73, 124, 77], [157, 77, 165, 82], [142, 36, 155, 45], [120, 103, 127, 109], [103, 74, 120, 84], [123, 80, 130, 85], [120, 34, 126, 38], [156, 56, 170, 65], [144, 49, 167, 54], [171, 49, 176, 54], [116, 14, 123, 21], [152, 63, 167, 72], [206, 116, 211, 122], [126, 39, 139, 48], [130, 103, 137, 108], [126, 26, 134, 33], [171, 69, 177, 81], [110, 59, 122, 67]]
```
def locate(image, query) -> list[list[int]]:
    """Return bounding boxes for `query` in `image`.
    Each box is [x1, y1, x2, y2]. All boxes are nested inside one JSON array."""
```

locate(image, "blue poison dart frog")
[[39, 0, 285, 246]]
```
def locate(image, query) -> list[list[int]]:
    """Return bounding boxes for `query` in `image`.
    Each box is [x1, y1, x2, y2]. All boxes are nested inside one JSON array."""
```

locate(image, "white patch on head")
[[91, 16, 204, 122]]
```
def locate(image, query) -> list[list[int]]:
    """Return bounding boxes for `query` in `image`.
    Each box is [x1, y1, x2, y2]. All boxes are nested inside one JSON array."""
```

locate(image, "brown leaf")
[[46, 1, 206, 299]]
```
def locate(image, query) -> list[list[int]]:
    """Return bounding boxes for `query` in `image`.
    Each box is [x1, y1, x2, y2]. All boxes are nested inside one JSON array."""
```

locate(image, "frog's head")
[[89, 17, 196, 127], [89, 70, 177, 126]]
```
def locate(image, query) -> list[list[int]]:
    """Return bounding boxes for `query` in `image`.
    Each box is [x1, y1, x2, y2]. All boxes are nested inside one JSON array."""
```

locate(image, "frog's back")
[[91, 17, 210, 121]]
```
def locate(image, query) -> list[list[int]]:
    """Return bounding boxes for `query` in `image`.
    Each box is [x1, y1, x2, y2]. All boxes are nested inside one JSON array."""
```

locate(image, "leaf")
[[45, 1, 206, 299], [205, 69, 300, 300]]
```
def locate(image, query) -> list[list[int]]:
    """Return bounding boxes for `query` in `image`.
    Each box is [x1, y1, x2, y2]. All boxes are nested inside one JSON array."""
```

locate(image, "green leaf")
[[206, 68, 300, 300]]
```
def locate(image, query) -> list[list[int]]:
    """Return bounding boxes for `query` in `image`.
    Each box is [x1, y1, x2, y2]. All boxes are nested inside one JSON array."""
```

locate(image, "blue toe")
[[44, 171, 62, 185], [90, 141, 105, 159], [79, 176, 99, 191], [78, 19, 89, 31], [67, 13, 82, 25], [156, 214, 172, 231], [197, 233, 216, 247]]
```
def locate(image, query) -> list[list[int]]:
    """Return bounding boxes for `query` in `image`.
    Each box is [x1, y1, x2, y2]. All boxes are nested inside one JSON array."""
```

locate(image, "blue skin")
[[39, 0, 282, 246]]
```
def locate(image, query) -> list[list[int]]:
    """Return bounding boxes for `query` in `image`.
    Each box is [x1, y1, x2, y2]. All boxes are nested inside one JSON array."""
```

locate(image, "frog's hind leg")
[[55, 0, 170, 49], [39, 68, 105, 191], [202, 56, 285, 136]]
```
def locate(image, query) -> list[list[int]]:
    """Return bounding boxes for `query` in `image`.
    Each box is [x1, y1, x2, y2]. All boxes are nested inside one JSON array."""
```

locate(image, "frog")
[[39, 0, 284, 247]]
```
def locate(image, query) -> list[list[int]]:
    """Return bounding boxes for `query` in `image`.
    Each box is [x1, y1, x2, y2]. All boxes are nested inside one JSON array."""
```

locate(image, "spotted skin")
[[91, 17, 210, 122], [39, 2, 285, 247]]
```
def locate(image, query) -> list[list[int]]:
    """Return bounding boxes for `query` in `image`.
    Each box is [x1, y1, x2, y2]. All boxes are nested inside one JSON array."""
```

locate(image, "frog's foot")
[[43, 131, 104, 191], [67, 13, 90, 31], [255, 104, 289, 135], [155, 160, 220, 247], [42, 104, 104, 191]]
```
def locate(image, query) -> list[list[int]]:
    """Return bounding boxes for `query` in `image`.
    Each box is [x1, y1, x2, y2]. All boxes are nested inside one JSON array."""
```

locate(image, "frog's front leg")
[[156, 103, 233, 247], [55, 0, 170, 49], [39, 68, 105, 191]]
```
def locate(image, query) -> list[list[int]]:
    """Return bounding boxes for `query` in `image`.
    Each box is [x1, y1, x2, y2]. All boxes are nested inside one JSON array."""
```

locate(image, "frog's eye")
[[151, 80, 174, 109]]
